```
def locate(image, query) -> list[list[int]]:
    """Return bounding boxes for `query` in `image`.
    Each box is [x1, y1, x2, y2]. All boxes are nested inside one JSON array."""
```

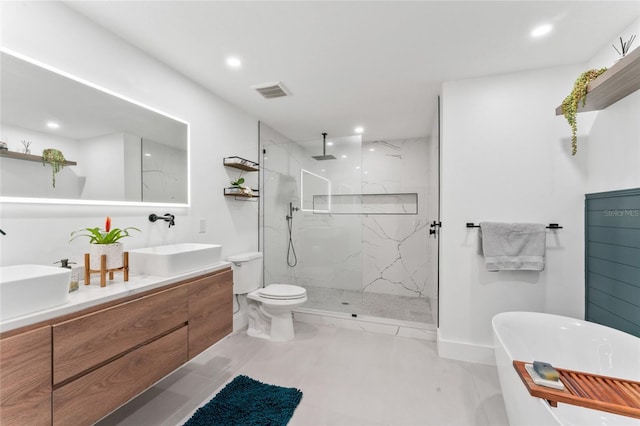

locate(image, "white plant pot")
[[89, 243, 123, 270]]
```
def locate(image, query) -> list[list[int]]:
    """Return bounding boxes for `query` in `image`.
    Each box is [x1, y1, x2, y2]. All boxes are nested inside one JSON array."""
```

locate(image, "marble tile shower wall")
[[259, 123, 430, 300], [362, 138, 430, 298]]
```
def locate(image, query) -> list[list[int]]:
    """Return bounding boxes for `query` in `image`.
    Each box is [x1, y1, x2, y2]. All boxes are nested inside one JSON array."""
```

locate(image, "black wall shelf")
[[223, 156, 259, 171]]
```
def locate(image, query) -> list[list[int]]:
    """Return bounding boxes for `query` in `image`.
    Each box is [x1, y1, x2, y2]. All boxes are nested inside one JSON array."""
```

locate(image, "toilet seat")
[[258, 284, 306, 300]]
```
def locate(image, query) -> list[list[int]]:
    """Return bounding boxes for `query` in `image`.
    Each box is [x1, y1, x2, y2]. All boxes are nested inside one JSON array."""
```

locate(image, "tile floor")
[[98, 322, 508, 426], [303, 287, 434, 325]]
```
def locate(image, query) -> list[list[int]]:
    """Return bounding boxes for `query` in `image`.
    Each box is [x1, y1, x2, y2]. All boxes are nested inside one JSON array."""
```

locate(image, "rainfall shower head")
[[312, 132, 336, 160]]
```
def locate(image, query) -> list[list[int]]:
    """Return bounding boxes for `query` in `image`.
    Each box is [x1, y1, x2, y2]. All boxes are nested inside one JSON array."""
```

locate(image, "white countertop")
[[0, 261, 232, 333]]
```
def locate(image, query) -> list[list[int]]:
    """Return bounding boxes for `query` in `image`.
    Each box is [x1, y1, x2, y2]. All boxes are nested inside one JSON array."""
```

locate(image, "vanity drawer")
[[53, 285, 188, 384], [188, 269, 233, 358], [0, 326, 51, 426], [53, 325, 188, 426]]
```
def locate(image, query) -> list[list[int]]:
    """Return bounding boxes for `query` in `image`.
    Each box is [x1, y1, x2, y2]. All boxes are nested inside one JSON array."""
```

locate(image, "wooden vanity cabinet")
[[188, 268, 233, 358], [0, 325, 52, 426], [0, 267, 232, 426]]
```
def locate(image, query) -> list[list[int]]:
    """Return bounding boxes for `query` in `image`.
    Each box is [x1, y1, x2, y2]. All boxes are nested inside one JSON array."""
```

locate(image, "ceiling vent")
[[252, 81, 291, 99]]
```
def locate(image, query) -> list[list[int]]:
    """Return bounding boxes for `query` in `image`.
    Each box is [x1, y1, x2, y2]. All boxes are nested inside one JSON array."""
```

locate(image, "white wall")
[[438, 18, 640, 364], [586, 18, 640, 193], [439, 64, 588, 364], [0, 2, 259, 267]]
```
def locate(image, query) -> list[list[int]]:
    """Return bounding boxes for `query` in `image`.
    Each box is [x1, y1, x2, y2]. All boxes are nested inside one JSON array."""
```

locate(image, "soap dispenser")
[[55, 259, 79, 292]]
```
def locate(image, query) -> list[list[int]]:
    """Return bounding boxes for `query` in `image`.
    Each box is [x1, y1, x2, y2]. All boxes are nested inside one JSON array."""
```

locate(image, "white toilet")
[[227, 252, 307, 342]]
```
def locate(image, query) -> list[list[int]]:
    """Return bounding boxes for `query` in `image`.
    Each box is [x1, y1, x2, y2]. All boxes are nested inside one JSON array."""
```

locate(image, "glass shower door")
[[261, 133, 363, 313]]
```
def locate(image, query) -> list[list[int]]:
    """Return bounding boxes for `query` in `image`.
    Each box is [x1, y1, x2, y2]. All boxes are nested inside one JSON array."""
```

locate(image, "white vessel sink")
[[0, 265, 71, 321], [129, 243, 222, 277]]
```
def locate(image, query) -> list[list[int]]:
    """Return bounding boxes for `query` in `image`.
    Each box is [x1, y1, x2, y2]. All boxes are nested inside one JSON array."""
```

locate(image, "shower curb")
[[293, 308, 436, 341]]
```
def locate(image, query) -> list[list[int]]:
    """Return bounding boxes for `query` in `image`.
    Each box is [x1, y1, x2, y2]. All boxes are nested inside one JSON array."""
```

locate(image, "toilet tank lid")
[[226, 252, 263, 262]]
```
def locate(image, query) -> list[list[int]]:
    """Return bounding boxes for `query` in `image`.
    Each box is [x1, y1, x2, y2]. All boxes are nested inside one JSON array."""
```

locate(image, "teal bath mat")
[[183, 375, 303, 426]]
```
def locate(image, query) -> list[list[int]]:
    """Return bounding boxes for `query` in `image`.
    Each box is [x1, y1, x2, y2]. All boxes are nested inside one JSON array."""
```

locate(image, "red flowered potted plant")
[[70, 216, 140, 270]]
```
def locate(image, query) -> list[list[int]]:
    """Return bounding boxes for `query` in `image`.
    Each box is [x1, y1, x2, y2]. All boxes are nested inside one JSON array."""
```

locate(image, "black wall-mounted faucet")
[[149, 213, 175, 228], [0, 229, 5, 235]]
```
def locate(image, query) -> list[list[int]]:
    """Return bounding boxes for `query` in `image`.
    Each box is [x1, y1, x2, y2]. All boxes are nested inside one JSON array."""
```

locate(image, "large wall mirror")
[[0, 49, 189, 206]]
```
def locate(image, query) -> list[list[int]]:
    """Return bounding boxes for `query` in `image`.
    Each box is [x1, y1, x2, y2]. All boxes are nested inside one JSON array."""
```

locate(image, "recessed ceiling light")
[[369, 148, 375, 152], [356, 166, 361, 170], [531, 24, 552, 38], [144, 153, 152, 157], [321, 169, 326, 172], [326, 141, 334, 146], [226, 57, 242, 69], [46, 121, 60, 129], [341, 155, 348, 159], [354, 126, 364, 134]]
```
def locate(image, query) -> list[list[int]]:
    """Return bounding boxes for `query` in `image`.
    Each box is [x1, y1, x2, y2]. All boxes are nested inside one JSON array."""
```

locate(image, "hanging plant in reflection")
[[42, 148, 66, 188]]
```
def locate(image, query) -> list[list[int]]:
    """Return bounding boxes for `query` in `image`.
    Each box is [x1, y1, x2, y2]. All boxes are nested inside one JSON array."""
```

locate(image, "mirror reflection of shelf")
[[223, 156, 259, 171], [0, 149, 77, 166]]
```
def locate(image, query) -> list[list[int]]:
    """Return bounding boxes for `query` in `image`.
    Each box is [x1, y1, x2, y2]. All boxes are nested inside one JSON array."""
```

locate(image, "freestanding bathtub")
[[492, 311, 640, 425]]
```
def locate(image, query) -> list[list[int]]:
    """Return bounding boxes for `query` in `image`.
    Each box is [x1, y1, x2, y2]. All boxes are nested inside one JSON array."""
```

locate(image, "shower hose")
[[287, 214, 298, 267]]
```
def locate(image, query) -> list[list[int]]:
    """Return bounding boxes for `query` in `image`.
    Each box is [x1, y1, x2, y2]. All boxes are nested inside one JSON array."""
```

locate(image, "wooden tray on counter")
[[513, 360, 640, 419]]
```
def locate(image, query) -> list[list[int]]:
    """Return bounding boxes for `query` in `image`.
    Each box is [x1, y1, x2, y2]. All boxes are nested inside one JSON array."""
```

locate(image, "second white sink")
[[0, 264, 71, 321], [129, 243, 222, 277]]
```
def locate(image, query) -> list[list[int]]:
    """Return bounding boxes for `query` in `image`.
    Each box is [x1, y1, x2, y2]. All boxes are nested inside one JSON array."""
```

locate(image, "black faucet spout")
[[149, 213, 176, 228]]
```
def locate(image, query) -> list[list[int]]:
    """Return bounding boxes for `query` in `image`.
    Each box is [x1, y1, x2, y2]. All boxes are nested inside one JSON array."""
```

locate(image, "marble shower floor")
[[301, 286, 434, 324], [97, 323, 508, 426]]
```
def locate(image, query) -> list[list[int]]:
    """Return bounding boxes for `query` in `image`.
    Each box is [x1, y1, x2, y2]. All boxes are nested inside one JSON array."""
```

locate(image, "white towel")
[[479, 222, 546, 271]]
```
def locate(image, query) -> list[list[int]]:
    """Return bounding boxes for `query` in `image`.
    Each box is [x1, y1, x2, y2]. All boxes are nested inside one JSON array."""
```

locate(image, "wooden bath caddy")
[[513, 360, 640, 419]]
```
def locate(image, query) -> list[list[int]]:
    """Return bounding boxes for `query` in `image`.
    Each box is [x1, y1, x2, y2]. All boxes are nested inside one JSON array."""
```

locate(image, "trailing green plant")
[[42, 148, 66, 188], [561, 68, 607, 156], [70, 216, 140, 244]]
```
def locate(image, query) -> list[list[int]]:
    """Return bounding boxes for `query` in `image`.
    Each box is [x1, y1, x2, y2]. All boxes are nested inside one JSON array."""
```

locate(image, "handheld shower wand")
[[286, 202, 299, 267]]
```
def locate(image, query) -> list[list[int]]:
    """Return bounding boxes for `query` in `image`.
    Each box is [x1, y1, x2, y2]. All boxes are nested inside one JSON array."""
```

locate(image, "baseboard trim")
[[437, 329, 496, 365]]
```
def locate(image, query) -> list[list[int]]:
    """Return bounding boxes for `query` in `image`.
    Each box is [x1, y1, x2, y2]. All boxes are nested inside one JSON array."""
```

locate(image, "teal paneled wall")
[[585, 188, 640, 338]]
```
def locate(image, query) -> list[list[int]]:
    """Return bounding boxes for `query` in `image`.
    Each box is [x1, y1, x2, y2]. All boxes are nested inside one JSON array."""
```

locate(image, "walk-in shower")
[[259, 123, 437, 327]]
